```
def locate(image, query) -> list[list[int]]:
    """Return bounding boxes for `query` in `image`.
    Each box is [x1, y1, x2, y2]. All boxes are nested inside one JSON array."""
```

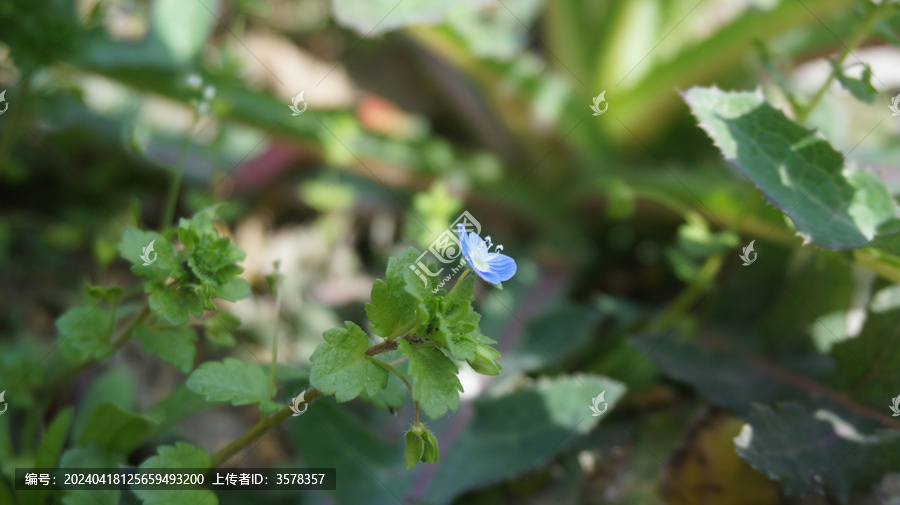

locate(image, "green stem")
[[368, 353, 420, 424], [210, 388, 321, 467], [267, 269, 283, 404], [447, 269, 472, 299], [161, 115, 198, 229], [646, 253, 724, 333], [796, 1, 892, 123]]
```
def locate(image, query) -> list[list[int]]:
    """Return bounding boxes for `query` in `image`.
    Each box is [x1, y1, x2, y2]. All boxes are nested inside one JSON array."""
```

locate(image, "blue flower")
[[457, 224, 517, 285]]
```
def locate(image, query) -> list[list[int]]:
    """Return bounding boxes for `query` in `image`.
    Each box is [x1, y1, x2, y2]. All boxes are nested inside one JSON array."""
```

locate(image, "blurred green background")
[[2, 0, 900, 504]]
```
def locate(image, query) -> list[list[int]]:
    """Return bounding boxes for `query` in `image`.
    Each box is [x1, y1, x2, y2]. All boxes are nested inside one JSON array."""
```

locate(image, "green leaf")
[[151, 0, 219, 63], [503, 304, 603, 372], [214, 276, 251, 301], [831, 311, 900, 409], [423, 374, 625, 503], [60, 445, 124, 505], [72, 369, 136, 441], [310, 322, 388, 402], [735, 403, 900, 499], [117, 227, 177, 282], [133, 325, 197, 373], [359, 369, 407, 410], [135, 442, 217, 505], [148, 285, 204, 326], [684, 87, 900, 249], [76, 402, 160, 453], [27, 408, 74, 505], [397, 339, 462, 419], [331, 0, 483, 36], [186, 358, 279, 412], [55, 305, 113, 364], [830, 61, 877, 103], [365, 248, 419, 340]]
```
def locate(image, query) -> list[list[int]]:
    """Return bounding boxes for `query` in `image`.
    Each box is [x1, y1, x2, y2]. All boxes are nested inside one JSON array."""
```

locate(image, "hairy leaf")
[[735, 403, 900, 499], [55, 305, 113, 364], [310, 322, 388, 402], [397, 339, 462, 419], [365, 248, 419, 340], [133, 325, 197, 372], [684, 87, 900, 249], [186, 358, 279, 411]]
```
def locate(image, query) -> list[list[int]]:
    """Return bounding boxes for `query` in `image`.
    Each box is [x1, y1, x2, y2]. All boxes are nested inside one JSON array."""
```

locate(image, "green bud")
[[404, 422, 440, 470], [404, 429, 425, 470], [467, 345, 502, 375]]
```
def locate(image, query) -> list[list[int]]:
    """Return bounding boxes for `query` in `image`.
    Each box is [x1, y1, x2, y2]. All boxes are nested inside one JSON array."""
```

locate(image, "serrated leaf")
[[148, 285, 204, 326], [133, 325, 197, 372], [60, 445, 123, 505], [55, 305, 113, 364], [310, 322, 388, 402], [117, 227, 178, 281], [831, 61, 877, 103], [735, 403, 900, 499], [397, 339, 462, 419], [684, 87, 900, 249], [365, 248, 419, 340], [76, 402, 160, 453], [186, 358, 279, 412], [135, 442, 217, 505]]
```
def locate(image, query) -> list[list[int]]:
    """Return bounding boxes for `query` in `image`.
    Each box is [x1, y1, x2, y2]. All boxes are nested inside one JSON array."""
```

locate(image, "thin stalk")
[[796, 1, 892, 123], [210, 387, 321, 467], [367, 353, 419, 424], [162, 115, 199, 228], [0, 75, 30, 172], [447, 269, 472, 299], [646, 254, 724, 333], [267, 268, 283, 404]]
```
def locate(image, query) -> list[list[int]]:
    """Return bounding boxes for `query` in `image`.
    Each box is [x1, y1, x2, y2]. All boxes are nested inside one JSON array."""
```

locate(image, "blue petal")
[[477, 253, 517, 284]]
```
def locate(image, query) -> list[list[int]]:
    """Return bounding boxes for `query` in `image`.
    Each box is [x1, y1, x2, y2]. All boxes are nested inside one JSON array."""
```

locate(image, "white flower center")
[[469, 236, 503, 272]]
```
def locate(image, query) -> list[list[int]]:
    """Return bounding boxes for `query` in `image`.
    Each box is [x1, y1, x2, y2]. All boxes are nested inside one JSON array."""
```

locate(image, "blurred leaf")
[[117, 228, 176, 282], [735, 403, 900, 499], [830, 311, 900, 409], [203, 313, 240, 346], [135, 442, 217, 505], [310, 321, 389, 402], [502, 304, 603, 372], [148, 385, 222, 435], [359, 368, 407, 410], [76, 402, 160, 454], [405, 181, 462, 247], [151, 0, 219, 63], [133, 325, 197, 373], [445, 0, 545, 60], [147, 286, 205, 326], [331, 0, 484, 36], [422, 374, 625, 504], [397, 339, 462, 420], [24, 408, 74, 505], [55, 305, 113, 364], [630, 335, 808, 414], [870, 284, 900, 313], [186, 358, 279, 412], [366, 248, 419, 340], [84, 284, 123, 303], [663, 412, 780, 505], [830, 61, 877, 103], [72, 370, 136, 442], [60, 445, 124, 505], [684, 87, 900, 249]]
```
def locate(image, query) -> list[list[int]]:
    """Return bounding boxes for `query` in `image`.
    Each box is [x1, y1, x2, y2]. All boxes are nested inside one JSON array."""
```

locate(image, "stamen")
[[495, 245, 504, 252]]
